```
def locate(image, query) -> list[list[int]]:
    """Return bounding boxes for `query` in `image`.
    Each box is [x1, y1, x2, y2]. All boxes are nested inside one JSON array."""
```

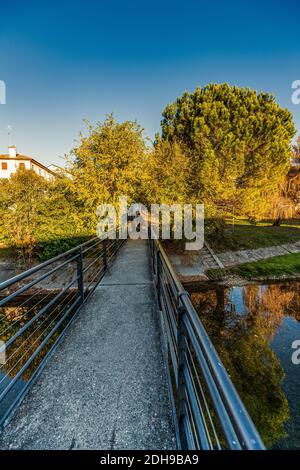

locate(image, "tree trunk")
[[273, 217, 282, 227]]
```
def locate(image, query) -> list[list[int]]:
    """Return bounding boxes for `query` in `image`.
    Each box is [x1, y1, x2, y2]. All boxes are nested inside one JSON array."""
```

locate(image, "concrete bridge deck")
[[0, 240, 175, 450]]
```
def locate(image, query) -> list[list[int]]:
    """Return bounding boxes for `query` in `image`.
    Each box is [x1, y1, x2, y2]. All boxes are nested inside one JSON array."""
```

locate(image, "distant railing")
[[149, 234, 265, 450], [0, 236, 125, 427]]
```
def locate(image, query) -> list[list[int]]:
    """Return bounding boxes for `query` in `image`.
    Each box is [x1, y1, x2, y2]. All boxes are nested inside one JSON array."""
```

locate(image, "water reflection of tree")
[[190, 283, 300, 448]]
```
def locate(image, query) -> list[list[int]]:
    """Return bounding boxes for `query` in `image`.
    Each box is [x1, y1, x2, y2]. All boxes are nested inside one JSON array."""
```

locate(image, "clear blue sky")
[[0, 0, 299, 166]]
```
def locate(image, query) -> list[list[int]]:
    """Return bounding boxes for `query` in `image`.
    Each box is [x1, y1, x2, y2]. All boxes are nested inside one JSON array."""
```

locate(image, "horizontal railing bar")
[[0, 287, 55, 338], [182, 407, 196, 450], [0, 234, 126, 428], [160, 268, 178, 311], [84, 266, 106, 293], [160, 279, 178, 343], [108, 239, 125, 256], [157, 308, 181, 447], [0, 239, 98, 292], [83, 254, 104, 274], [0, 254, 79, 308], [0, 289, 78, 380], [159, 254, 180, 298], [183, 348, 216, 449], [182, 311, 241, 448], [182, 365, 211, 450], [183, 386, 201, 450], [82, 250, 103, 265], [0, 296, 83, 428], [184, 335, 221, 450], [0, 276, 79, 354], [149, 234, 265, 451], [160, 299, 178, 383], [181, 296, 264, 450], [83, 241, 105, 256], [0, 295, 81, 404], [148, 229, 182, 293], [82, 239, 103, 254]]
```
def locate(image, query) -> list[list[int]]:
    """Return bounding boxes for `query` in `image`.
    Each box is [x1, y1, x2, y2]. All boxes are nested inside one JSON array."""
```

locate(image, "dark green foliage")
[[0, 169, 89, 263], [161, 83, 296, 219]]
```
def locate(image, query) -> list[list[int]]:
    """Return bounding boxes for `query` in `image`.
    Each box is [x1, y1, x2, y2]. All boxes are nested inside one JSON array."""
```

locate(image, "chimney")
[[8, 145, 17, 158]]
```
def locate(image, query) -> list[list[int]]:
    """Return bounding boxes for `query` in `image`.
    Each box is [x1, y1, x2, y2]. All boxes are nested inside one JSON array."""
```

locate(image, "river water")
[[189, 281, 300, 449]]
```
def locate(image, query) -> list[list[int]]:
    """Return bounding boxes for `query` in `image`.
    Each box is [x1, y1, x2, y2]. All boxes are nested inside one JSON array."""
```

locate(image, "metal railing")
[[149, 235, 265, 450], [0, 236, 125, 427]]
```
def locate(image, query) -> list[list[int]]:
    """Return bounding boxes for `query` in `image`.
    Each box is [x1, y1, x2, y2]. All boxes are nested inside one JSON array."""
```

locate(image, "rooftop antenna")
[[6, 125, 12, 146]]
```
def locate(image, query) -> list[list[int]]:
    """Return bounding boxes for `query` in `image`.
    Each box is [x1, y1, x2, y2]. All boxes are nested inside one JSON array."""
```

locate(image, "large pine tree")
[[160, 84, 296, 220]]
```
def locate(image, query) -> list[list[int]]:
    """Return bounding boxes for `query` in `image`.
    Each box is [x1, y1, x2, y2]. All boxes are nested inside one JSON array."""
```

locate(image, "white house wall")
[[0, 159, 53, 180]]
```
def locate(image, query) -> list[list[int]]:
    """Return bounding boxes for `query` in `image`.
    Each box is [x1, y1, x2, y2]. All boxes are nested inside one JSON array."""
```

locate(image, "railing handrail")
[[180, 292, 263, 449], [149, 232, 265, 450], [0, 235, 125, 428], [0, 237, 99, 292]]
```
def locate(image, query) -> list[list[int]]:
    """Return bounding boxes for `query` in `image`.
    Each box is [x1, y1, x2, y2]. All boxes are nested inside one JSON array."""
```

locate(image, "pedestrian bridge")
[[0, 237, 264, 450]]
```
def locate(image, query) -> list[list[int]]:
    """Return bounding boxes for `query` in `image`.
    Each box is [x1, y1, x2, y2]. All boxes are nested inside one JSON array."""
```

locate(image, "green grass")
[[209, 219, 300, 253], [208, 252, 300, 279]]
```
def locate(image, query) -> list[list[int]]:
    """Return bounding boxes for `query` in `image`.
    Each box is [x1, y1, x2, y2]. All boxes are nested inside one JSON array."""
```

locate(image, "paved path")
[[0, 240, 175, 450], [218, 240, 300, 267], [169, 242, 223, 279], [169, 240, 300, 279]]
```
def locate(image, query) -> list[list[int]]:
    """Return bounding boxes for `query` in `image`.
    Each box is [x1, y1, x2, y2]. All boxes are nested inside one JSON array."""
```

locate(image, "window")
[[39, 169, 42, 175], [1, 162, 7, 170], [19, 162, 25, 169]]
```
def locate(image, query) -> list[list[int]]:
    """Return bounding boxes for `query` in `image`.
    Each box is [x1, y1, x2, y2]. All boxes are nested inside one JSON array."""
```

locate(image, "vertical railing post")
[[151, 239, 155, 273], [177, 295, 188, 449], [77, 246, 84, 303], [149, 227, 155, 273], [103, 238, 108, 271], [151, 240, 155, 273], [156, 250, 162, 309]]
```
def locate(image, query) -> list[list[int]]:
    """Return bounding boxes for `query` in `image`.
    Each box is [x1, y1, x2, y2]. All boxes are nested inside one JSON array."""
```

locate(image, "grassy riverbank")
[[208, 252, 300, 280], [209, 219, 300, 253]]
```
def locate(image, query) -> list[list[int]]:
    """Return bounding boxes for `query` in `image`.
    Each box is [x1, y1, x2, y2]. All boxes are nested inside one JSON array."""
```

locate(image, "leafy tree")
[[0, 116, 149, 262], [293, 135, 300, 162], [0, 169, 47, 262], [160, 84, 296, 220], [0, 169, 87, 263], [68, 115, 149, 231], [35, 176, 89, 259], [269, 174, 299, 226]]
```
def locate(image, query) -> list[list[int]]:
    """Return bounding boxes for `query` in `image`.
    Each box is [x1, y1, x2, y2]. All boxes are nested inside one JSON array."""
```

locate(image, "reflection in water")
[[189, 282, 300, 449]]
